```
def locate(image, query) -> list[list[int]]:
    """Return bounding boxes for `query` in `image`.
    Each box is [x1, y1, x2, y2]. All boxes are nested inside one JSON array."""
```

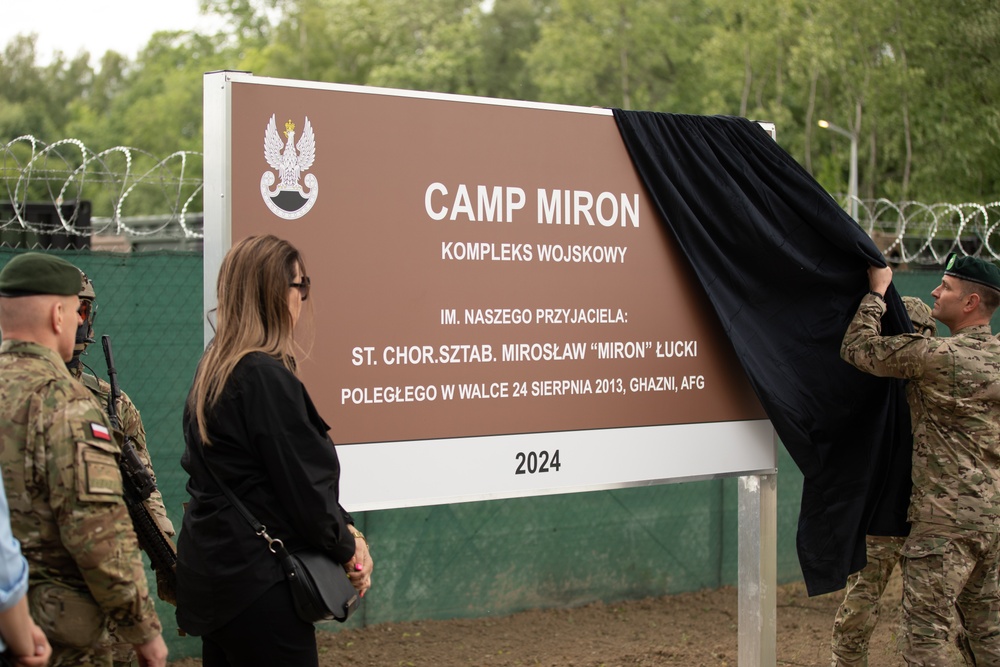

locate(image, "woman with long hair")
[[176, 235, 372, 666]]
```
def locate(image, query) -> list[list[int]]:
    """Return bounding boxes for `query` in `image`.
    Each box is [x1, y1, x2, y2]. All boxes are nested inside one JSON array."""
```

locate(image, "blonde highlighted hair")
[[188, 235, 305, 443]]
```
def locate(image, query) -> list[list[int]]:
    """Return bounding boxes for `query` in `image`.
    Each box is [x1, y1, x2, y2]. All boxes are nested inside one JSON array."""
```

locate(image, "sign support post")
[[738, 468, 777, 667]]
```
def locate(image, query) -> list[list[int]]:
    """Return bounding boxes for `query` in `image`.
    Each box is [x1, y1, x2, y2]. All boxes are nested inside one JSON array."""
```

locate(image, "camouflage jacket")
[[0, 339, 161, 644], [77, 372, 175, 538], [841, 294, 1000, 531]]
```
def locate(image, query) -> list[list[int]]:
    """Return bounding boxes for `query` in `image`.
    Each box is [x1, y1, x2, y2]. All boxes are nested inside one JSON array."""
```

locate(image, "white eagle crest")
[[264, 115, 316, 191]]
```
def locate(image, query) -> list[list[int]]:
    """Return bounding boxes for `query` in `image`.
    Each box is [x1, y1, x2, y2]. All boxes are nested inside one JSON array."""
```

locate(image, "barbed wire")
[[837, 196, 1000, 265], [1, 135, 203, 239], [3, 136, 1000, 263]]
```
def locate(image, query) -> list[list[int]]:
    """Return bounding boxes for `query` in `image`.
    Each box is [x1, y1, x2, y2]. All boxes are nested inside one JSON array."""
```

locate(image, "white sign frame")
[[204, 71, 776, 666]]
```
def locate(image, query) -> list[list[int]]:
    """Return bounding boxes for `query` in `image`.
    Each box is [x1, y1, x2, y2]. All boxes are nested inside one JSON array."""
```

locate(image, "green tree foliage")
[[2, 0, 999, 204], [475, 0, 550, 100], [0, 36, 94, 141], [904, 0, 1000, 201], [526, 0, 711, 111]]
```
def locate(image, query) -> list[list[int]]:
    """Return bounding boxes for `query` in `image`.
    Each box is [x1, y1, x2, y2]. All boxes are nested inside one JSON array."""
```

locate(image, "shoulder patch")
[[76, 442, 123, 502]]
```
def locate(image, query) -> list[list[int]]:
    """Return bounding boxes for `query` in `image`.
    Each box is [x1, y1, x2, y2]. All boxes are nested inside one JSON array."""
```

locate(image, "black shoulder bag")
[[197, 446, 360, 623]]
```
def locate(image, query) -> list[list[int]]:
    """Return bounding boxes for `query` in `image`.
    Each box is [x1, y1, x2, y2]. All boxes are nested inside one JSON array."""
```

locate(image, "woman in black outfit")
[[176, 235, 372, 666]]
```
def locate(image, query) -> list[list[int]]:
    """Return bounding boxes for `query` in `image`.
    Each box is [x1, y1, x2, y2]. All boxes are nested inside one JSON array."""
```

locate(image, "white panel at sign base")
[[339, 421, 774, 510], [204, 71, 776, 512]]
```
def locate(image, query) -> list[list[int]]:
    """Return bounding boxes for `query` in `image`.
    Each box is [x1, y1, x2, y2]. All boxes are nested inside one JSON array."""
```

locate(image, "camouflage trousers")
[[47, 638, 135, 666], [111, 640, 138, 666], [900, 522, 1000, 666], [49, 644, 114, 667], [831, 535, 905, 667], [30, 583, 115, 667], [112, 649, 138, 667]]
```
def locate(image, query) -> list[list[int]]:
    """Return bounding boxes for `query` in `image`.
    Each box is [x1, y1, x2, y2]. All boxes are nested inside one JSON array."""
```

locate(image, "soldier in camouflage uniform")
[[841, 254, 1000, 666], [70, 271, 177, 667], [0, 253, 167, 667], [831, 298, 943, 666], [831, 534, 909, 666]]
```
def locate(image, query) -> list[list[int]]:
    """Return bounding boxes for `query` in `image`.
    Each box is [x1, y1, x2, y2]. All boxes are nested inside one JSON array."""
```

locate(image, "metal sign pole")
[[738, 471, 777, 667]]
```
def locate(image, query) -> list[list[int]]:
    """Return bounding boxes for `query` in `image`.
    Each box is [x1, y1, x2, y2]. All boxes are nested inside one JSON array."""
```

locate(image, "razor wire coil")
[[4, 136, 1000, 264], [2, 135, 203, 239]]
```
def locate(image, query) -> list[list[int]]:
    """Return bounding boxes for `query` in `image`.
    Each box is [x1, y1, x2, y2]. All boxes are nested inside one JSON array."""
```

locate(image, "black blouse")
[[175, 352, 355, 636]]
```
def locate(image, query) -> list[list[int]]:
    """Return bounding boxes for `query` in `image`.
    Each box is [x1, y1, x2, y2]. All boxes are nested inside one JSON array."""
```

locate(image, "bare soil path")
[[169, 571, 909, 666]]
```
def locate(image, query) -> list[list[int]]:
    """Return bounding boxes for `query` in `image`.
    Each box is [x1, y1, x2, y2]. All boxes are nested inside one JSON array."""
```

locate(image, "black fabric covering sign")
[[612, 110, 914, 596]]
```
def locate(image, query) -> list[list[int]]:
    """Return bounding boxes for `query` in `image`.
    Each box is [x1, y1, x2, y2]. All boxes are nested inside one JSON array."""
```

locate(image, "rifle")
[[101, 335, 178, 587]]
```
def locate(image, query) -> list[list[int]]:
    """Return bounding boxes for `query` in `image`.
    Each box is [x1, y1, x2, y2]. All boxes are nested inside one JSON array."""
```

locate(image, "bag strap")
[[193, 441, 293, 560]]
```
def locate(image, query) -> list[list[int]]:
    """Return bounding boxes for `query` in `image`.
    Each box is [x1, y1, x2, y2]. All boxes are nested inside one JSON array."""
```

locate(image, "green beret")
[[0, 253, 84, 297], [944, 253, 1000, 292]]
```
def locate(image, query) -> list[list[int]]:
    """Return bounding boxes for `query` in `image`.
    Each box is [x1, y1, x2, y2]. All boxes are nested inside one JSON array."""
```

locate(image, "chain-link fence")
[[5, 248, 957, 658], [4, 138, 1000, 659], [5, 249, 999, 661], [0, 246, 808, 658]]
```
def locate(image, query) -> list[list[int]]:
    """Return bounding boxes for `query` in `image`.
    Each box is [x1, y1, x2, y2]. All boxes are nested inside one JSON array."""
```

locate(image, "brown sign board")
[[204, 72, 775, 510]]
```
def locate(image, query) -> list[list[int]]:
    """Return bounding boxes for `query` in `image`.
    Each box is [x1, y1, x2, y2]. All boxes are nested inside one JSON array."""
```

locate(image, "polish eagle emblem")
[[260, 114, 319, 219]]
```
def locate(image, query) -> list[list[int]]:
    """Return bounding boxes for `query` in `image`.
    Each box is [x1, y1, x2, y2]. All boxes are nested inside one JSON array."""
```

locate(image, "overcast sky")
[[3, 0, 225, 65]]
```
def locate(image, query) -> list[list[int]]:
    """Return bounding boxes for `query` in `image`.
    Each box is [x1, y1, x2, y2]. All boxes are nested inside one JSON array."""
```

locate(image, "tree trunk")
[[804, 68, 819, 173], [619, 2, 631, 110]]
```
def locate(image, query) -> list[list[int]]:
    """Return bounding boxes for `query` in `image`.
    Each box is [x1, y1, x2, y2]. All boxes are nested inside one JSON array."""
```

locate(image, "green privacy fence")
[[0, 249, 204, 655], [1, 247, 993, 659]]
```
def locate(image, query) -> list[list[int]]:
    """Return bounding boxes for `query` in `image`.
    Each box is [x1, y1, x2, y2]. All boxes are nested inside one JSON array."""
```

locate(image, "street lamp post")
[[817, 118, 858, 220]]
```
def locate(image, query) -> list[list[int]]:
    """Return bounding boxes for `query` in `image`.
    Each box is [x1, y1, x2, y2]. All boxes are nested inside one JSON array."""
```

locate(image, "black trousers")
[[202, 582, 318, 667]]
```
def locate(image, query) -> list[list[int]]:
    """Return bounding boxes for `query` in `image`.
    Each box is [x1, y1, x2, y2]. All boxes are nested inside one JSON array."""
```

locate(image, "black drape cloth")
[[612, 110, 914, 596]]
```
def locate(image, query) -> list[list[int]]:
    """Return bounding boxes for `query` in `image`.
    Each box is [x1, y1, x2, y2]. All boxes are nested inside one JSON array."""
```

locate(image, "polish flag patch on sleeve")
[[90, 423, 111, 441]]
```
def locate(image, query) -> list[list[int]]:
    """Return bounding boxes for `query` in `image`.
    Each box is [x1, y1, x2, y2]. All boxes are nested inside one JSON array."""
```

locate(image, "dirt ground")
[[168, 571, 909, 667]]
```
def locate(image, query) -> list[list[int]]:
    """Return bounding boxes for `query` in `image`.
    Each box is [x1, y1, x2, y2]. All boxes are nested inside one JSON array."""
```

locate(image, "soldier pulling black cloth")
[[842, 253, 1000, 665]]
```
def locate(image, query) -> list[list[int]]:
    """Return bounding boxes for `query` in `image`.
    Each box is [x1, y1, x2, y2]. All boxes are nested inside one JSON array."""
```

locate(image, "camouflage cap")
[[79, 270, 96, 300], [943, 253, 1000, 291], [0, 252, 83, 297]]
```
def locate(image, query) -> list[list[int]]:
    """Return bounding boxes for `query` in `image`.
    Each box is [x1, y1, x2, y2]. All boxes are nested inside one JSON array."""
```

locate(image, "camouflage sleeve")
[[45, 389, 161, 645], [117, 391, 175, 537], [841, 293, 932, 379]]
